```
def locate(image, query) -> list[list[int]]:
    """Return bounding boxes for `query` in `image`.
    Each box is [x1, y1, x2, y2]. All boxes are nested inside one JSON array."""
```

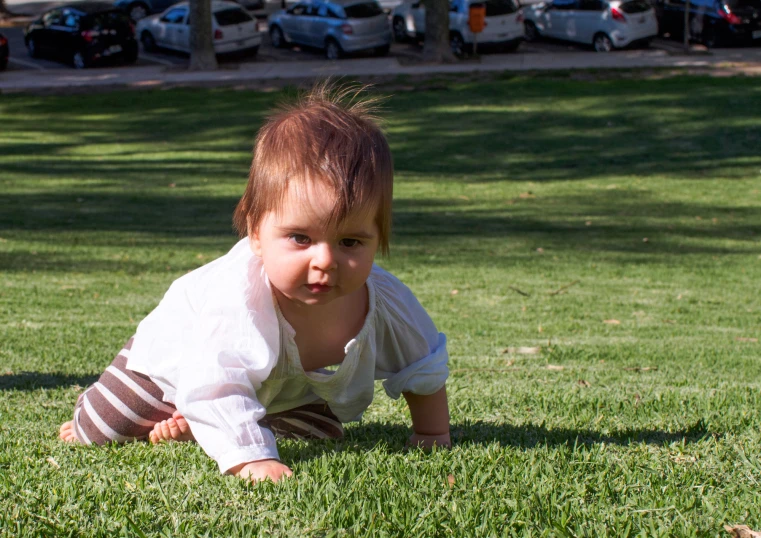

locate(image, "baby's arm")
[[403, 386, 451, 449]]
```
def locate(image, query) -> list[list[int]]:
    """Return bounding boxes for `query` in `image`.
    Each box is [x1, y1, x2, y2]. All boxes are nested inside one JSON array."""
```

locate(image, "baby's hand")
[[407, 432, 451, 450], [229, 459, 293, 483]]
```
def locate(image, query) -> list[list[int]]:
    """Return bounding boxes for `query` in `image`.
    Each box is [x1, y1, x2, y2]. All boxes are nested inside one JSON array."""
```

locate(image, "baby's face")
[[250, 181, 379, 309]]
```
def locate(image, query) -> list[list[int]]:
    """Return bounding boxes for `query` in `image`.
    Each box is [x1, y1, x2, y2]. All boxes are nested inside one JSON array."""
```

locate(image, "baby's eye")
[[289, 234, 311, 245], [340, 238, 361, 248]]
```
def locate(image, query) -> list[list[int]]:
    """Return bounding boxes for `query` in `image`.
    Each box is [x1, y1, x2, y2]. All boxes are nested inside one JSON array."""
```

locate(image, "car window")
[[579, 0, 604, 10], [161, 7, 187, 23], [288, 4, 309, 14], [84, 10, 133, 30], [619, 0, 651, 11], [214, 7, 253, 25], [552, 0, 578, 8], [63, 13, 79, 27], [343, 1, 384, 17], [483, 0, 519, 15], [42, 9, 64, 27]]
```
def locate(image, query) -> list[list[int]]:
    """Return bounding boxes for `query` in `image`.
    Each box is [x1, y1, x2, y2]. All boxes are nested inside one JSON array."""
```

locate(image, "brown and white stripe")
[[71, 337, 176, 445], [261, 403, 344, 440], [71, 337, 344, 445]]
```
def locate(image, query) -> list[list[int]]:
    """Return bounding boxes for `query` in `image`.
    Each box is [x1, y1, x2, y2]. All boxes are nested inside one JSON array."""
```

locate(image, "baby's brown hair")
[[233, 82, 394, 254]]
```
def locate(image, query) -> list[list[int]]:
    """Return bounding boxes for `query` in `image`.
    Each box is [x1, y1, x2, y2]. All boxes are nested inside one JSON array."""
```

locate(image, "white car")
[[523, 0, 658, 52], [392, 0, 525, 55], [137, 1, 262, 56]]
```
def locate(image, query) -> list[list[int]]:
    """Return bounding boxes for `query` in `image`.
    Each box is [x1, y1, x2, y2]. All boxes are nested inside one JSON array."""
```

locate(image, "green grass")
[[1, 74, 761, 536]]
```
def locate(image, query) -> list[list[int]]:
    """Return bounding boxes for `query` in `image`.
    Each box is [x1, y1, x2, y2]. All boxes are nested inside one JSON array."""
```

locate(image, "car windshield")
[[82, 10, 132, 30], [343, 2, 383, 17], [214, 7, 253, 25], [619, 0, 651, 12], [484, 0, 519, 15]]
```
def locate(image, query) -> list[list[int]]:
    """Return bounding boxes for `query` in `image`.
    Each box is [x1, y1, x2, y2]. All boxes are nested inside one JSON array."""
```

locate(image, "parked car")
[[137, 1, 262, 56], [523, 0, 658, 51], [0, 33, 8, 71], [24, 3, 138, 68], [114, 0, 183, 22], [392, 0, 525, 55], [269, 0, 392, 59], [655, 0, 761, 47]]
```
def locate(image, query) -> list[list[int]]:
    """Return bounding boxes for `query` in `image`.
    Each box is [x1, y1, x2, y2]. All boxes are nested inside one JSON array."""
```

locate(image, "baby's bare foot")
[[149, 411, 195, 444], [59, 421, 80, 443]]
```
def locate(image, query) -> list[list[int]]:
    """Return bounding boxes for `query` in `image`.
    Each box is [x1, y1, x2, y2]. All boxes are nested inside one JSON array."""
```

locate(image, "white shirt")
[[126, 239, 448, 473]]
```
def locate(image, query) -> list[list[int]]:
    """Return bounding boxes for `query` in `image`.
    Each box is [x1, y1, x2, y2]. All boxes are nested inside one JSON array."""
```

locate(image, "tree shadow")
[[0, 371, 98, 391]]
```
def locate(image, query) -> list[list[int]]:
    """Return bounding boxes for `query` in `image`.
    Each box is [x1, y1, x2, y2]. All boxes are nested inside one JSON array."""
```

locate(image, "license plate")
[[237, 40, 246, 46], [109, 44, 122, 53], [639, 16, 645, 23], [753, 29, 761, 39]]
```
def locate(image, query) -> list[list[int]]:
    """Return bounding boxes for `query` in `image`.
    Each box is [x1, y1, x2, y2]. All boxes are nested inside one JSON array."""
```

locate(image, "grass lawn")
[[1, 74, 760, 536]]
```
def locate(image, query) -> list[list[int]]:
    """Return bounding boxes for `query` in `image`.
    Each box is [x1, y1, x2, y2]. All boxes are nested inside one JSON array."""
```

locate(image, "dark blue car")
[[655, 0, 761, 47]]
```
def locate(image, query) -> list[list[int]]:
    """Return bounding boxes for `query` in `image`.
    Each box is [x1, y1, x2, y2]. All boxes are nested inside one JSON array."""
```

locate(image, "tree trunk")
[[189, 0, 217, 71], [422, 0, 456, 63], [683, 0, 691, 53], [0, 0, 17, 19]]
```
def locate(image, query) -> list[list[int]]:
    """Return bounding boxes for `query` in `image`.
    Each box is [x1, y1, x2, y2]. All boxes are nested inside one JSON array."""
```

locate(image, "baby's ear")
[[249, 225, 263, 257]]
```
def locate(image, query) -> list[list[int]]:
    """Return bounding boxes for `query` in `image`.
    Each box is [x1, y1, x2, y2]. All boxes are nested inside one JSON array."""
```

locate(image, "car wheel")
[[524, 21, 538, 42], [392, 16, 407, 43], [270, 26, 285, 48], [123, 47, 139, 65], [325, 38, 342, 60], [27, 37, 39, 58], [450, 32, 465, 57], [375, 44, 390, 56], [0, 58, 7, 71], [593, 32, 613, 52], [72, 51, 88, 69], [141, 31, 157, 52], [128, 2, 149, 21]]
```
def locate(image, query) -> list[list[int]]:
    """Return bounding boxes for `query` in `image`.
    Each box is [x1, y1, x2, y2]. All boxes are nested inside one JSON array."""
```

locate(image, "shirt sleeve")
[[175, 347, 280, 474], [371, 266, 449, 400]]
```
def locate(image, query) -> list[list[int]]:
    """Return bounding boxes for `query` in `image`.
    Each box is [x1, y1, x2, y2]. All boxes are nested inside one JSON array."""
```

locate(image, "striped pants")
[[70, 337, 344, 445]]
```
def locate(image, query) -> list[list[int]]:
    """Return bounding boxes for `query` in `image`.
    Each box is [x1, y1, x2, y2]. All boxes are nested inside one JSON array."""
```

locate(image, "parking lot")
[[2, 13, 668, 72]]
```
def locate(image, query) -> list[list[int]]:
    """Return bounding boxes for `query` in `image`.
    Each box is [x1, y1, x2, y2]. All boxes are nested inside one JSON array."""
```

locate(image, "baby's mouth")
[[306, 284, 333, 293]]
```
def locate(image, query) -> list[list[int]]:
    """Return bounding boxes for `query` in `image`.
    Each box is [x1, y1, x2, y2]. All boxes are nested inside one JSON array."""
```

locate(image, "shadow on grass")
[[0, 371, 98, 391], [333, 420, 711, 453], [0, 189, 758, 276]]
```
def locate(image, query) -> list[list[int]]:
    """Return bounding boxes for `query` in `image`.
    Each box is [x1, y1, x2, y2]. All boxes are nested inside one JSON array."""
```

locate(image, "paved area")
[[2, 0, 760, 92]]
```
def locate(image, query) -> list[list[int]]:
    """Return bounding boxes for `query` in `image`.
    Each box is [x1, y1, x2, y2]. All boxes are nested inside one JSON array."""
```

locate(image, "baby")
[[59, 83, 451, 483]]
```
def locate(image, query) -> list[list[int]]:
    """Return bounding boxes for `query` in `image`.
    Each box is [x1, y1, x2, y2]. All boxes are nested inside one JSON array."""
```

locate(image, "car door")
[[658, 0, 685, 37], [38, 8, 65, 54], [549, 0, 577, 41], [576, 0, 604, 43], [310, 4, 335, 47], [281, 4, 310, 44], [157, 6, 187, 50], [59, 10, 83, 61], [412, 0, 426, 34], [173, 7, 190, 51]]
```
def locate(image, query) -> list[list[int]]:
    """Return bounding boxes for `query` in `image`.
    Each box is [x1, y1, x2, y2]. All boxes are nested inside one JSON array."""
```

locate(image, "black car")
[[0, 33, 8, 71], [24, 2, 138, 68], [655, 0, 761, 47]]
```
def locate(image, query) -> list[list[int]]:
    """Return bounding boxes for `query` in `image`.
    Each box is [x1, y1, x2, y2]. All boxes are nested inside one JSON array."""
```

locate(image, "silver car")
[[392, 0, 525, 55], [524, 0, 658, 52], [269, 0, 392, 59], [137, 1, 262, 55]]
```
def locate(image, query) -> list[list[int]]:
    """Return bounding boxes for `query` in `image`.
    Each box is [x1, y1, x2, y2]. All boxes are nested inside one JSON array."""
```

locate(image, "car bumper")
[[610, 20, 658, 47], [214, 35, 262, 53], [338, 31, 392, 52]]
